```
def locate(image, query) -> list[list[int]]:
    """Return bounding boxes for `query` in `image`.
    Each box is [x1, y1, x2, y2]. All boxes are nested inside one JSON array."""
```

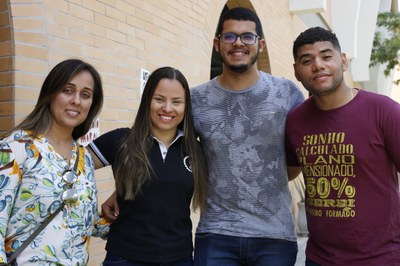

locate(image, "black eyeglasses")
[[218, 32, 260, 45], [61, 169, 79, 204]]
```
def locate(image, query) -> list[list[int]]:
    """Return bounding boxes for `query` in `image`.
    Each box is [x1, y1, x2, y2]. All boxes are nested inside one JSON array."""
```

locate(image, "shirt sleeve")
[[91, 215, 110, 239], [287, 79, 305, 111], [0, 140, 23, 263], [88, 128, 129, 167], [285, 110, 301, 167], [285, 135, 300, 167], [82, 146, 110, 239], [382, 101, 400, 172]]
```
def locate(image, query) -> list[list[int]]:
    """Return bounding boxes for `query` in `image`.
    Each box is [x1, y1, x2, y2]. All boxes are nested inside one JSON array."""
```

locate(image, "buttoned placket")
[[152, 130, 184, 162]]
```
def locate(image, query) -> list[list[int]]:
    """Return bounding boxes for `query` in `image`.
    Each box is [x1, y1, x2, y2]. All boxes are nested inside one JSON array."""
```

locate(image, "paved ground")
[[295, 236, 308, 266]]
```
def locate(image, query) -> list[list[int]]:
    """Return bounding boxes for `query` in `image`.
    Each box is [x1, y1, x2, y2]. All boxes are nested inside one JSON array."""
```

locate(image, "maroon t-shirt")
[[286, 89, 400, 265]]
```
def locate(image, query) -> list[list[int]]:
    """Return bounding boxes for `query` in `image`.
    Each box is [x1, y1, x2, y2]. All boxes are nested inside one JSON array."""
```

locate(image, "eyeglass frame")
[[217, 32, 261, 45]]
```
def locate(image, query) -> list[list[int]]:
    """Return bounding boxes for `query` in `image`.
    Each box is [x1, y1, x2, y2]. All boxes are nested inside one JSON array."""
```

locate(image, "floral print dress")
[[0, 130, 108, 265]]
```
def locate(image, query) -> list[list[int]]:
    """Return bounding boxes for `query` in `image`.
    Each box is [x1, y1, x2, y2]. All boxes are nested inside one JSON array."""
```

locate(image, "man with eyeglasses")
[[190, 7, 304, 266]]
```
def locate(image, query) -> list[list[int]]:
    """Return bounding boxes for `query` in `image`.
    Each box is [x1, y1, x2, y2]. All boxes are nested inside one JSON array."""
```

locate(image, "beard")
[[221, 48, 259, 73], [229, 63, 249, 73]]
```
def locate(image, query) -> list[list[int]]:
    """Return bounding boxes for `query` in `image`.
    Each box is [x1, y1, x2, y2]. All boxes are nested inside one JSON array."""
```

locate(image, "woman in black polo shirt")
[[88, 67, 208, 266]]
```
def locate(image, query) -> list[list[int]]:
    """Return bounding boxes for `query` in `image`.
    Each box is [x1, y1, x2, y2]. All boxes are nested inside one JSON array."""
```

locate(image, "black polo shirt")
[[90, 128, 194, 263]]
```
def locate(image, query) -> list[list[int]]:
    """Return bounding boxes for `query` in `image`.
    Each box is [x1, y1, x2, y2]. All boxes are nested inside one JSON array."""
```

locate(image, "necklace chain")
[[45, 134, 73, 161]]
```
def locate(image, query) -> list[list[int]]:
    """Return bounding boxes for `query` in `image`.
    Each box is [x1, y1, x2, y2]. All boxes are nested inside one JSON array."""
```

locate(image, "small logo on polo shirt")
[[183, 156, 192, 172]]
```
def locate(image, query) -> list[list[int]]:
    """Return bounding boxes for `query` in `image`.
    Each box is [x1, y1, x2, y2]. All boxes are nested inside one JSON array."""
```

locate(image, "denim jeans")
[[103, 253, 193, 266], [194, 233, 298, 266]]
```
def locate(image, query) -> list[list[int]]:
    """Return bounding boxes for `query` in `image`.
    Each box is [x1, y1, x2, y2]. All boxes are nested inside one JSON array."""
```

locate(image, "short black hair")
[[293, 27, 341, 60], [216, 7, 263, 38]]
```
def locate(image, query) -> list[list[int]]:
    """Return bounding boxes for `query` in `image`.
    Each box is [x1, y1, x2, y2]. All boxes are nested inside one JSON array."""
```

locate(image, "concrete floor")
[[295, 236, 308, 266]]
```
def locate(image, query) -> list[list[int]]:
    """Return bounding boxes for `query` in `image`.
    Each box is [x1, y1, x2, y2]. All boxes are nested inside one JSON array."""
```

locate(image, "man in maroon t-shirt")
[[286, 26, 400, 266]]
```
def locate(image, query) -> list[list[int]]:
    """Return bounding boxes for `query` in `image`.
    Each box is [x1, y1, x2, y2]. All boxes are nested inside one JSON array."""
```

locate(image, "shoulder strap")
[[7, 148, 80, 263]]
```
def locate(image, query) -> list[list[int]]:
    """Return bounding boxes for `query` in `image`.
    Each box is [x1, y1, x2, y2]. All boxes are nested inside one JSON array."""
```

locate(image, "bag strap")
[[7, 148, 80, 263]]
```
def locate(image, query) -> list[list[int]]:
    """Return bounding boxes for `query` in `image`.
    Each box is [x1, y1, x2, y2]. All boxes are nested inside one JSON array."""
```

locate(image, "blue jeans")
[[103, 252, 193, 266], [194, 233, 298, 266]]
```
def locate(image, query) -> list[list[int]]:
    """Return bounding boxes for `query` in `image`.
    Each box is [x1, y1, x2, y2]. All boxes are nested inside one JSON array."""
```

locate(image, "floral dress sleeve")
[[0, 137, 26, 263], [81, 146, 109, 239]]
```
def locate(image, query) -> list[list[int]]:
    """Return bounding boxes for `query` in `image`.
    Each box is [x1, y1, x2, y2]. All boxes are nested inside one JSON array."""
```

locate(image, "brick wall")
[[0, 0, 13, 133], [3, 0, 315, 264]]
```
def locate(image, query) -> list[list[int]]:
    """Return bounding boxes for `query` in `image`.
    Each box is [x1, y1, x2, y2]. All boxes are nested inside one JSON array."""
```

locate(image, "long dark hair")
[[114, 66, 208, 211], [13, 58, 103, 140]]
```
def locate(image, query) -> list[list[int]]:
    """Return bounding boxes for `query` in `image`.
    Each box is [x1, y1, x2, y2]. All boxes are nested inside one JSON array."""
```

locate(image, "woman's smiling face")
[[49, 70, 94, 132], [150, 78, 186, 139]]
